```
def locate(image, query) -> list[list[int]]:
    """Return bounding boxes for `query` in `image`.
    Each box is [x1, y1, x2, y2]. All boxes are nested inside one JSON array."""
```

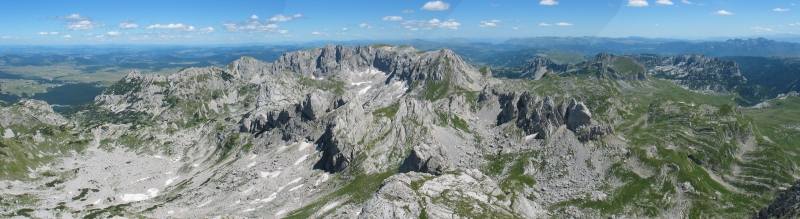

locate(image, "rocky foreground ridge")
[[0, 45, 797, 218]]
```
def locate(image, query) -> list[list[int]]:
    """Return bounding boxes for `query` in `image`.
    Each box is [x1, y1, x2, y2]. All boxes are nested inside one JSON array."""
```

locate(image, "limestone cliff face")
[[3, 45, 642, 218], [492, 90, 610, 140], [630, 53, 746, 93], [754, 179, 800, 219]]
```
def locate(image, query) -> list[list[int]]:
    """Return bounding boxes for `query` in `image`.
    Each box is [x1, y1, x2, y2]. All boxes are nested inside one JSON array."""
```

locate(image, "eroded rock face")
[[516, 95, 568, 139], [630, 53, 746, 93], [521, 56, 569, 80], [566, 98, 592, 132], [494, 92, 612, 140], [754, 179, 800, 219], [578, 124, 615, 142], [314, 125, 354, 173], [358, 174, 422, 219], [360, 170, 516, 219], [398, 144, 448, 175], [298, 91, 332, 121]]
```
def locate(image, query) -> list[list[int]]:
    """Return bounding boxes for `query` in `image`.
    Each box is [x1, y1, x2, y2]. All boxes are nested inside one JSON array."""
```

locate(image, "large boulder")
[[566, 98, 592, 132], [398, 144, 448, 175]]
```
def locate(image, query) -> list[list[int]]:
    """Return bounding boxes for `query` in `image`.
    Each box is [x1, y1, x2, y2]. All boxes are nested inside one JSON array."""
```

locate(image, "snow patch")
[[259, 171, 281, 178], [289, 184, 304, 192], [321, 201, 340, 212], [147, 188, 159, 197], [350, 81, 370, 86], [358, 86, 372, 95], [121, 188, 159, 202], [165, 176, 179, 186], [287, 177, 302, 186], [197, 199, 213, 207], [208, 100, 219, 113], [275, 209, 287, 216], [2, 129, 14, 139], [294, 154, 308, 165], [276, 145, 288, 153], [525, 133, 538, 141], [250, 154, 257, 160], [763, 136, 774, 143], [298, 142, 312, 151], [263, 192, 278, 203], [246, 162, 257, 168], [315, 173, 330, 187]]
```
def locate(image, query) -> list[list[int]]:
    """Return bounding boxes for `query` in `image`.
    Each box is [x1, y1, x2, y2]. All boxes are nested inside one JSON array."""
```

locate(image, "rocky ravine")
[[0, 45, 793, 218]]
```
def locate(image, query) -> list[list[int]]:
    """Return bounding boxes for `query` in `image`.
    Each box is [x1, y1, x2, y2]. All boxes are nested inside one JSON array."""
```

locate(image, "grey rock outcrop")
[[360, 170, 516, 219], [589, 53, 647, 81], [359, 174, 423, 219], [577, 124, 615, 142], [398, 144, 449, 175], [298, 91, 333, 121], [495, 92, 611, 140], [521, 56, 568, 80], [566, 98, 592, 132], [754, 179, 800, 219], [515, 95, 568, 139], [630, 53, 746, 93], [314, 125, 354, 173]]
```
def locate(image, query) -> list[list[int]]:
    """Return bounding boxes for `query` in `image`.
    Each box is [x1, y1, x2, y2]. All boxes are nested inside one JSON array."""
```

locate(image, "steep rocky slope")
[[0, 45, 798, 218]]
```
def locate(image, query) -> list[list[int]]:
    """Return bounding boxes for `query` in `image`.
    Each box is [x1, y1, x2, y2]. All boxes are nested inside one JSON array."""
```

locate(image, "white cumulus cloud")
[[119, 22, 139, 29], [223, 15, 283, 32], [107, 31, 122, 36], [199, 27, 215, 34], [713, 10, 733, 15], [269, 14, 303, 22], [627, 0, 649, 7], [37, 32, 48, 35], [403, 9, 414, 13], [421, 1, 450, 11], [751, 27, 774, 32], [540, 0, 558, 5], [359, 23, 372, 29], [556, 22, 573, 26], [681, 0, 692, 4], [62, 35, 71, 39], [539, 22, 552, 26], [66, 20, 105, 30], [147, 23, 196, 31], [479, 20, 501, 27], [250, 15, 259, 19], [402, 18, 461, 30], [656, 0, 673, 5], [774, 8, 790, 12], [311, 31, 323, 35], [382, 16, 403, 21], [54, 14, 105, 30], [278, 30, 289, 34]]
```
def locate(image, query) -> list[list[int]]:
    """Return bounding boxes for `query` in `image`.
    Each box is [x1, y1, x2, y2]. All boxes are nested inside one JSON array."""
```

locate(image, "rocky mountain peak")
[[593, 52, 619, 64]]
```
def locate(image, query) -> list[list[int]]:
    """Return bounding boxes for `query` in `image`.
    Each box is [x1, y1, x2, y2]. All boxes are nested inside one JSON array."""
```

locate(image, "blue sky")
[[0, 0, 797, 45]]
